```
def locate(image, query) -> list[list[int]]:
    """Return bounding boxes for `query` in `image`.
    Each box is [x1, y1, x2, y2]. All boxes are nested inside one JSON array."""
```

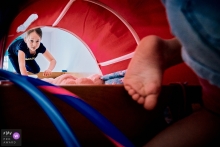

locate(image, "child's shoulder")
[[17, 39, 27, 49]]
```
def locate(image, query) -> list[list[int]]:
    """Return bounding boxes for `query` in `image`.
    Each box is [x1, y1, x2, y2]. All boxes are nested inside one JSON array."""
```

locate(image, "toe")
[[137, 97, 145, 104], [124, 85, 131, 91], [132, 93, 140, 101], [128, 88, 136, 95], [143, 94, 158, 110]]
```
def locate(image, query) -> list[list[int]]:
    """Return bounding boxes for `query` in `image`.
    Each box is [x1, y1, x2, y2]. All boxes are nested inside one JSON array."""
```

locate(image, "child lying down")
[[41, 74, 104, 85], [41, 70, 126, 85]]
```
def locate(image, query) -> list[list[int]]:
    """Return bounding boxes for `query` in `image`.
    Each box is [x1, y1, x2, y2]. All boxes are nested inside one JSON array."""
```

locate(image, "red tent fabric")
[[0, 0, 199, 84]]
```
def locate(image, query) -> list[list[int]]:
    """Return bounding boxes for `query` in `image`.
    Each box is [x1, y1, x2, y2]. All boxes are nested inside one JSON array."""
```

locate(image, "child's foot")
[[123, 36, 165, 110]]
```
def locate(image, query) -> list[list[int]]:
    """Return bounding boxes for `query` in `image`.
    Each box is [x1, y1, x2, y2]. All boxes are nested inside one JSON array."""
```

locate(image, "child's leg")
[[123, 36, 165, 110], [144, 108, 220, 147], [8, 55, 21, 74], [26, 60, 40, 74], [123, 35, 182, 110], [142, 1, 220, 144]]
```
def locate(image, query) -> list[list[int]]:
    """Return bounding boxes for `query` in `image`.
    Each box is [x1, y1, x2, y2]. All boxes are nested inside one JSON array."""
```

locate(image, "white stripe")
[[52, 0, 76, 26], [84, 0, 139, 66], [99, 52, 134, 66], [16, 14, 38, 33]]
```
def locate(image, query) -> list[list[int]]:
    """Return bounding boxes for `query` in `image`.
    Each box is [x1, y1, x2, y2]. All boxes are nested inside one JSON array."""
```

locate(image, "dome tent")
[[0, 0, 202, 146], [1, 0, 171, 73], [0, 0, 199, 84]]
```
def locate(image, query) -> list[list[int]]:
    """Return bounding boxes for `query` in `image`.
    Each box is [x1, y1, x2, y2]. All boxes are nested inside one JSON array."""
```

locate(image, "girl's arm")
[[42, 50, 56, 76], [18, 50, 28, 75]]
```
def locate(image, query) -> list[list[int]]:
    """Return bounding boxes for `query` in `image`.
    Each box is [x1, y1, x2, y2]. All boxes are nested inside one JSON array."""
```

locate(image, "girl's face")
[[24, 31, 41, 51]]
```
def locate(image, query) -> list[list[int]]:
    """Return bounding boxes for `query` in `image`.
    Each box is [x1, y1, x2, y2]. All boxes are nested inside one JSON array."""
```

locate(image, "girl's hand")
[[43, 69, 52, 76]]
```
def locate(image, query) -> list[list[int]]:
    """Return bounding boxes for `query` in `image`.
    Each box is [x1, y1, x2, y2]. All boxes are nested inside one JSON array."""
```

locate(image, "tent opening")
[[3, 26, 102, 76]]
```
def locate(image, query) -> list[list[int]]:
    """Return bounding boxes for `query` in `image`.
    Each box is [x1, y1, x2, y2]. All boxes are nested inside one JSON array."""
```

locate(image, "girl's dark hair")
[[26, 28, 42, 38]]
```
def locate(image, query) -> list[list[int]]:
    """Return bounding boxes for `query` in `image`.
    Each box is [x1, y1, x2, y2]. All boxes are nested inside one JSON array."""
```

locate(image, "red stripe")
[[40, 85, 126, 146], [105, 135, 124, 147], [38, 86, 79, 98]]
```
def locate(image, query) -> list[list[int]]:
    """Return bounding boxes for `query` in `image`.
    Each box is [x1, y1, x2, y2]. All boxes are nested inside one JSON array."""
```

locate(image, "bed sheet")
[[41, 70, 126, 85]]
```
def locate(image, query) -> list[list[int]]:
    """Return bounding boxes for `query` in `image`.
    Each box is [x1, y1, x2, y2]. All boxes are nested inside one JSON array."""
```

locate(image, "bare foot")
[[124, 36, 166, 110]]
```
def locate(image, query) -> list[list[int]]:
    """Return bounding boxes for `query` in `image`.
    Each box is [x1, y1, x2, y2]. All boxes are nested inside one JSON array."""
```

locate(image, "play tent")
[[0, 0, 202, 146], [0, 0, 199, 84]]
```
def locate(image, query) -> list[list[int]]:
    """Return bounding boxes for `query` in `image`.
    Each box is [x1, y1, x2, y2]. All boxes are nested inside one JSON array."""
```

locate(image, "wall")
[[31, 27, 102, 75]]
